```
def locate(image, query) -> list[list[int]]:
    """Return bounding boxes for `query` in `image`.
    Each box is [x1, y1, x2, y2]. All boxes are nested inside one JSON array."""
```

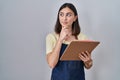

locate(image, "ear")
[[73, 16, 78, 22]]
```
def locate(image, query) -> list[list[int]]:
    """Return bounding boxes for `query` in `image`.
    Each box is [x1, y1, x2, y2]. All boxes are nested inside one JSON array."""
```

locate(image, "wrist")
[[84, 59, 92, 64], [58, 38, 63, 43], [84, 59, 93, 69]]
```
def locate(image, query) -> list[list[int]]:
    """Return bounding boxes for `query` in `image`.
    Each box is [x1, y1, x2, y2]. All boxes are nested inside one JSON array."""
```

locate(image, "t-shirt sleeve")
[[78, 33, 88, 40], [46, 33, 56, 54]]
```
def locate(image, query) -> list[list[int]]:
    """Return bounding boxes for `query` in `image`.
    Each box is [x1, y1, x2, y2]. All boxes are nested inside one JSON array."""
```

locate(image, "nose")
[[63, 15, 67, 21]]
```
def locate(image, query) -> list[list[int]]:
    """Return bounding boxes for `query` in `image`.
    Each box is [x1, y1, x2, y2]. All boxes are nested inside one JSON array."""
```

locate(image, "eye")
[[66, 13, 72, 17], [59, 13, 64, 17]]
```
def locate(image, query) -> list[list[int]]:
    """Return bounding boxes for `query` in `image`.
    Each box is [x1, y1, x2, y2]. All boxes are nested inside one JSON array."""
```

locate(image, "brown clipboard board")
[[60, 40, 100, 61]]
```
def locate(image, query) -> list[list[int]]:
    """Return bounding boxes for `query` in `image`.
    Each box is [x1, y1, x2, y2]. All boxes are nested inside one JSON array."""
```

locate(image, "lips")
[[62, 22, 68, 25]]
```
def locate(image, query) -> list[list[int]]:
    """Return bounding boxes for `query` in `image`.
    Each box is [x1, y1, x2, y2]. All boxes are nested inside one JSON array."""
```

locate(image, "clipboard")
[[60, 40, 100, 61]]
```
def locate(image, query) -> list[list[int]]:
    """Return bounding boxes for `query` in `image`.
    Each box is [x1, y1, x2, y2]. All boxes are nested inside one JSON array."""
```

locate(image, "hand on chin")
[[62, 25, 70, 29]]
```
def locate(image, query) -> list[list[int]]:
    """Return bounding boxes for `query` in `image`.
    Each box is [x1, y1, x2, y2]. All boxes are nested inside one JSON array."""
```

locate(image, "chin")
[[62, 24, 69, 27]]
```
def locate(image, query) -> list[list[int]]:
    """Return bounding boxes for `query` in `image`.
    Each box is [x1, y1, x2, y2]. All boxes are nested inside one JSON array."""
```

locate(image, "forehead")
[[59, 7, 74, 14]]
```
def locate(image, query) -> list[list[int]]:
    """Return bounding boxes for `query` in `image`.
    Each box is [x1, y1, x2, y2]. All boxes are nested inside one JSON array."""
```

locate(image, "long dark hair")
[[54, 3, 81, 37]]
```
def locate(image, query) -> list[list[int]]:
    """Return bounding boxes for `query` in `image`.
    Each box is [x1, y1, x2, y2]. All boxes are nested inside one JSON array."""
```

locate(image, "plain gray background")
[[0, 0, 120, 80]]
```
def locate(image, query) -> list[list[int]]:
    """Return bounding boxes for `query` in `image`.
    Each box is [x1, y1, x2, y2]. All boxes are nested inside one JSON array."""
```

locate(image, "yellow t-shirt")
[[46, 32, 88, 54]]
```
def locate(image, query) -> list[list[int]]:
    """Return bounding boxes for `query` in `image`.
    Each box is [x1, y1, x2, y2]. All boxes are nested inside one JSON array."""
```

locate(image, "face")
[[59, 7, 77, 28]]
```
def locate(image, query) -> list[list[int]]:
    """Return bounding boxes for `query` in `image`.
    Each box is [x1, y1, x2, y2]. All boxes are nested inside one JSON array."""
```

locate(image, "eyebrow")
[[59, 12, 73, 14]]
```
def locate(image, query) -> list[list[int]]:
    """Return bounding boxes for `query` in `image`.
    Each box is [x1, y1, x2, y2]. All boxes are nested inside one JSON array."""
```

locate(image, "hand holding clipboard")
[[60, 40, 100, 61]]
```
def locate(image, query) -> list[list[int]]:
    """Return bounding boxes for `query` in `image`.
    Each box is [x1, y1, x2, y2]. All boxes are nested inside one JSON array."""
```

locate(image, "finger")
[[79, 53, 86, 61], [85, 51, 91, 57], [83, 51, 89, 57], [81, 52, 88, 58], [62, 26, 66, 30], [79, 52, 91, 62], [62, 26, 68, 29]]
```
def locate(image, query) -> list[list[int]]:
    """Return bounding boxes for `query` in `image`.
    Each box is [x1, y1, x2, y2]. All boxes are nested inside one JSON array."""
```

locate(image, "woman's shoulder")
[[77, 32, 88, 40], [46, 32, 58, 41]]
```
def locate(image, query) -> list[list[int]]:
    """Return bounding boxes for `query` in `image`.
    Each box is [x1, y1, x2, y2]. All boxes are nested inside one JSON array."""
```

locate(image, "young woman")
[[46, 3, 93, 80]]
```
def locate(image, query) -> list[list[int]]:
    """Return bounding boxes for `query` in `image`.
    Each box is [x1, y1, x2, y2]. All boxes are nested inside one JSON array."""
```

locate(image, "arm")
[[46, 39, 62, 69], [46, 27, 69, 69]]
